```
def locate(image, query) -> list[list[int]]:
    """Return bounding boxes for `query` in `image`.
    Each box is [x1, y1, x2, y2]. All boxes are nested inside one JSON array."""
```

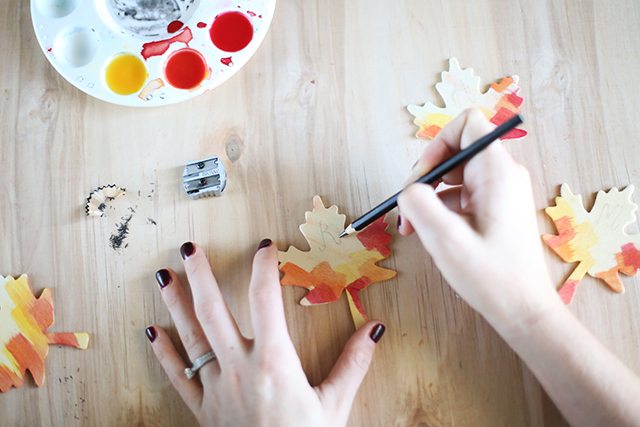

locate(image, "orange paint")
[[105, 54, 148, 95]]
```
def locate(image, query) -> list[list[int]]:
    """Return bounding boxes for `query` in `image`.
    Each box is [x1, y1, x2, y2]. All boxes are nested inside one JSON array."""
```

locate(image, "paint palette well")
[[31, 0, 276, 107]]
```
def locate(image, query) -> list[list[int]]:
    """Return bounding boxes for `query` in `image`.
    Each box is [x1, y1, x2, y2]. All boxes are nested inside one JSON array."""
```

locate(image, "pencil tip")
[[338, 230, 347, 238]]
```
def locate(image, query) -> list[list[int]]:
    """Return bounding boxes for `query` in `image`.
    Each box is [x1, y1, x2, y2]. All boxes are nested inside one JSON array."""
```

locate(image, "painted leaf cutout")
[[407, 58, 526, 140], [0, 275, 89, 392], [278, 196, 396, 328], [543, 184, 640, 304]]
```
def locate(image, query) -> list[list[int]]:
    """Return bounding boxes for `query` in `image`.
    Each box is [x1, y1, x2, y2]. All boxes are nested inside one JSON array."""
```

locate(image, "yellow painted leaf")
[[407, 58, 526, 140], [0, 275, 89, 392], [278, 196, 396, 328], [543, 184, 640, 304]]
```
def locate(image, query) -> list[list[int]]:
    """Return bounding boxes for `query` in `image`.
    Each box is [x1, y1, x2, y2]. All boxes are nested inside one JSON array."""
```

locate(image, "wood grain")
[[1, 0, 639, 426]]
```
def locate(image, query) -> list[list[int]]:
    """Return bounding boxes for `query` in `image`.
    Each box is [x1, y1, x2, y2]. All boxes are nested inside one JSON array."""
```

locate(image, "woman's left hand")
[[145, 239, 385, 427]]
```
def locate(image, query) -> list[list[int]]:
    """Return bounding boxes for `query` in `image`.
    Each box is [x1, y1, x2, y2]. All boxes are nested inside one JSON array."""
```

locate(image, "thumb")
[[317, 322, 385, 418], [398, 183, 477, 257]]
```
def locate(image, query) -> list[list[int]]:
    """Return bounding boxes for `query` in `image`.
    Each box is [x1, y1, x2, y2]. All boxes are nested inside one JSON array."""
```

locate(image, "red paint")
[[164, 48, 208, 90], [247, 10, 256, 17], [47, 47, 52, 53], [167, 20, 184, 33], [209, 12, 253, 52], [356, 217, 392, 257], [490, 107, 527, 140], [558, 280, 579, 304], [141, 27, 193, 60], [220, 56, 233, 66], [197, 21, 207, 28], [621, 243, 640, 269]]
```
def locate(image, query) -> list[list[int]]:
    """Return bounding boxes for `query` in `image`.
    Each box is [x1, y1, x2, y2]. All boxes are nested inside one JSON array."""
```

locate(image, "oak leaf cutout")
[[0, 275, 89, 392], [543, 184, 640, 304], [278, 196, 396, 328], [407, 58, 526, 140]]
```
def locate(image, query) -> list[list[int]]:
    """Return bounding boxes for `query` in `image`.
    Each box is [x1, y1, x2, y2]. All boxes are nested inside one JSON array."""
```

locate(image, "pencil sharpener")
[[182, 156, 227, 199]]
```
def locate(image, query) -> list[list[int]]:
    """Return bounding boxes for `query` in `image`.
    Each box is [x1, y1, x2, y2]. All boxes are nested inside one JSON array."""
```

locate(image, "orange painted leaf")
[[278, 196, 396, 328], [407, 58, 526, 141], [543, 184, 640, 304], [0, 275, 89, 392]]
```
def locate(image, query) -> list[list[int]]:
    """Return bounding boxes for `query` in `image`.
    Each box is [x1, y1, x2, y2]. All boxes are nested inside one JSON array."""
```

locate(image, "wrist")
[[483, 280, 566, 343]]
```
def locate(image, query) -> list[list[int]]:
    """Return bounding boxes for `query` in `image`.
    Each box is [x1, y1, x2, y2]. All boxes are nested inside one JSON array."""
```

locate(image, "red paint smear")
[[346, 277, 372, 316], [220, 56, 233, 66], [7, 334, 45, 387], [141, 27, 193, 60], [164, 48, 208, 89], [558, 279, 579, 304], [356, 217, 392, 257], [247, 10, 257, 17], [621, 243, 640, 269], [506, 91, 524, 108], [167, 20, 184, 33], [210, 11, 253, 52], [197, 21, 207, 28], [47, 333, 80, 347], [491, 107, 527, 140], [47, 47, 52, 53]]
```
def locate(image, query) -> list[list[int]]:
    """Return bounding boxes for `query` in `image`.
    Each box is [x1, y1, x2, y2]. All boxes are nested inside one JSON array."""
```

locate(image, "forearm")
[[493, 298, 640, 427]]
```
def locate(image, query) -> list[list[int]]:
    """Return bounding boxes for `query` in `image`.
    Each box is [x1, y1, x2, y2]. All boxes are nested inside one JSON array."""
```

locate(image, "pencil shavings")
[[543, 184, 640, 304], [407, 58, 527, 140], [0, 275, 89, 392], [85, 185, 126, 217], [278, 196, 396, 328]]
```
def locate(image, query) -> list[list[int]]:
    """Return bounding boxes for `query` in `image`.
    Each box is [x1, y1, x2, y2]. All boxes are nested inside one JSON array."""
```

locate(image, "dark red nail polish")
[[155, 269, 171, 288], [396, 215, 402, 230], [370, 323, 385, 343], [180, 242, 195, 260], [257, 238, 272, 251], [145, 326, 157, 343]]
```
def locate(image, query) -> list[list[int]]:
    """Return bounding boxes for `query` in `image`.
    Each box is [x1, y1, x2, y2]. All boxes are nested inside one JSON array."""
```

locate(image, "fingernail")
[[257, 238, 272, 251], [370, 323, 386, 343], [396, 215, 402, 230], [155, 269, 172, 288], [180, 242, 195, 260], [145, 326, 157, 343]]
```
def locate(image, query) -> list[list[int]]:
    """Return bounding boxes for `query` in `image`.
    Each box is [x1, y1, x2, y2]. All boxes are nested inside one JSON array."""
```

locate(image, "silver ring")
[[184, 351, 217, 379]]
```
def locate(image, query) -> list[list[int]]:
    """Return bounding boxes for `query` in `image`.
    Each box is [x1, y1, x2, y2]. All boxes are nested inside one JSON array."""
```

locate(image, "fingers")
[[398, 184, 478, 257], [399, 186, 465, 237], [155, 269, 218, 379], [146, 325, 203, 415], [180, 242, 244, 364], [317, 322, 385, 420], [248, 240, 291, 348]]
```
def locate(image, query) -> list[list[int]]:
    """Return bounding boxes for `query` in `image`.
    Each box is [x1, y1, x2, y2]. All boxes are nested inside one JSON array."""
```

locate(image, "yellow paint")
[[105, 54, 148, 95]]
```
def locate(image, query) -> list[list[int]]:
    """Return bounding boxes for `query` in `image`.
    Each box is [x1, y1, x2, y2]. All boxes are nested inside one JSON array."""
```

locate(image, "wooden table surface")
[[2, 1, 640, 426]]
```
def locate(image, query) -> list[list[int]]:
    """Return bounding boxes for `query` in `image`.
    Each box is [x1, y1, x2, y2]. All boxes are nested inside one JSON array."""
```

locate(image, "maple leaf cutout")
[[407, 58, 527, 140], [278, 196, 396, 328], [0, 275, 89, 392], [543, 184, 640, 304]]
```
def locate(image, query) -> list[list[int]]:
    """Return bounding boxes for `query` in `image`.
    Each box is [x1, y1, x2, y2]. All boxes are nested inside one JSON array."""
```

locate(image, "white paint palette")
[[31, 0, 276, 107]]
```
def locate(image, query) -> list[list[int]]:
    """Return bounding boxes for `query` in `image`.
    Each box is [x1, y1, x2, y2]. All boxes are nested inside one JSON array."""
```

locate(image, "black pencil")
[[339, 114, 524, 237]]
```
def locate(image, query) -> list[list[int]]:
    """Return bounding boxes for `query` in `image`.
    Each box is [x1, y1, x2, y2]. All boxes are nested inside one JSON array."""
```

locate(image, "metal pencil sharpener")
[[183, 156, 227, 199]]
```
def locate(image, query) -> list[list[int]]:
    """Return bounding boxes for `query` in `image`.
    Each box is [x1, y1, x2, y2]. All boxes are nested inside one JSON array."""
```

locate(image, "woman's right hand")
[[398, 109, 563, 338]]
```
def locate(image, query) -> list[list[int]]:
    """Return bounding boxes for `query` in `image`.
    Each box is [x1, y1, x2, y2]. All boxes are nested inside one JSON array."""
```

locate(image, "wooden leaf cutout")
[[543, 184, 640, 304], [407, 58, 526, 140], [278, 196, 396, 328], [0, 275, 89, 392]]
